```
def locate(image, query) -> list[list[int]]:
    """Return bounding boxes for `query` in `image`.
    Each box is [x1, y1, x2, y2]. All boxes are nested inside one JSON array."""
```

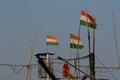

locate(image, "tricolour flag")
[[80, 10, 96, 29], [46, 35, 58, 46], [70, 34, 83, 49]]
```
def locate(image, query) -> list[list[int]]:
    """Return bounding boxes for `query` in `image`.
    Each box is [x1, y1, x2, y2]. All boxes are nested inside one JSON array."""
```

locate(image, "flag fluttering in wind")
[[46, 35, 58, 46], [80, 10, 96, 29], [70, 34, 83, 49]]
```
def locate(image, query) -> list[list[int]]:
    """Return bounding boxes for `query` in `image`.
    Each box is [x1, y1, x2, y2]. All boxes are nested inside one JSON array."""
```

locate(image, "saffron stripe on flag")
[[46, 35, 58, 46], [80, 10, 96, 29], [70, 34, 83, 49]]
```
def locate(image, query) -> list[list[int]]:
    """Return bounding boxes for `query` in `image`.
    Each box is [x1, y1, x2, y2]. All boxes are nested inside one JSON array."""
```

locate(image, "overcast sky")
[[0, 0, 120, 80]]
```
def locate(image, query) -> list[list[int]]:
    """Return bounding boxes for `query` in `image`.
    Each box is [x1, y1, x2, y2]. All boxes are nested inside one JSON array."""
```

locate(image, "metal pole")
[[35, 54, 58, 80], [89, 53, 95, 80], [46, 53, 50, 80], [85, 9, 92, 80], [92, 0, 96, 79]]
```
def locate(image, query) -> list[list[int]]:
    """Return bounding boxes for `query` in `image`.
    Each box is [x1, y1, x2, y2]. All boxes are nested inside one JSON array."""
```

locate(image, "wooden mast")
[[112, 12, 120, 68], [24, 29, 38, 80]]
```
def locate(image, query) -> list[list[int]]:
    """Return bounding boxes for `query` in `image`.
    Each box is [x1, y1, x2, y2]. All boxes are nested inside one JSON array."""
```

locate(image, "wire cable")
[[95, 56, 118, 80]]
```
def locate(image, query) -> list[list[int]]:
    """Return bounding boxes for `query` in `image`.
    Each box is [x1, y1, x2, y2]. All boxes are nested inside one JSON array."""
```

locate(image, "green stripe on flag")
[[70, 43, 83, 49], [47, 42, 58, 46], [80, 20, 95, 28]]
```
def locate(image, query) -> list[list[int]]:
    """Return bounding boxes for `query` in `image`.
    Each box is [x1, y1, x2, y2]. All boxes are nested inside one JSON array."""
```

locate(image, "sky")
[[0, 0, 120, 80]]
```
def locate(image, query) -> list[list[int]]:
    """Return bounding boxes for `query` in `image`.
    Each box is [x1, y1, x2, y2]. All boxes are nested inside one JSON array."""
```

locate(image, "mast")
[[24, 29, 38, 80], [90, 0, 96, 80], [76, 14, 81, 80], [86, 0, 96, 79], [112, 12, 120, 67]]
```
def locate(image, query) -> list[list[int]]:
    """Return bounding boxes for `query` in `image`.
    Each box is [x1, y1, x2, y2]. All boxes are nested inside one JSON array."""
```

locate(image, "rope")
[[10, 66, 24, 73], [95, 56, 118, 80]]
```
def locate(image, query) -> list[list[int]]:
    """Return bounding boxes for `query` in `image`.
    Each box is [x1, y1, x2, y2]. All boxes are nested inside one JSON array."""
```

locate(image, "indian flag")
[[80, 10, 96, 29], [46, 35, 58, 46], [70, 34, 83, 49]]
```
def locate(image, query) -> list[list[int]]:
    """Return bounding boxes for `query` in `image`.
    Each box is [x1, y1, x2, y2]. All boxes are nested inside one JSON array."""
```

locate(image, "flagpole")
[[46, 35, 49, 80], [76, 13, 82, 79], [88, 28, 91, 54], [46, 44, 48, 52], [46, 35, 59, 80], [93, 0, 96, 53], [85, 9, 91, 55], [46, 35, 49, 53], [85, 8, 94, 80], [91, 0, 96, 80], [80, 8, 96, 79]]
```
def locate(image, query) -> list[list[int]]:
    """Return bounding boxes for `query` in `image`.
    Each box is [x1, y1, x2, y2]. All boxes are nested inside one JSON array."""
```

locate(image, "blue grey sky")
[[0, 0, 120, 80]]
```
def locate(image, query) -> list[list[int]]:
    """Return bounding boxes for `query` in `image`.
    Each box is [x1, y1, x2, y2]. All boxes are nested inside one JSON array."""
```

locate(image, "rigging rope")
[[95, 56, 118, 80], [10, 66, 24, 73]]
